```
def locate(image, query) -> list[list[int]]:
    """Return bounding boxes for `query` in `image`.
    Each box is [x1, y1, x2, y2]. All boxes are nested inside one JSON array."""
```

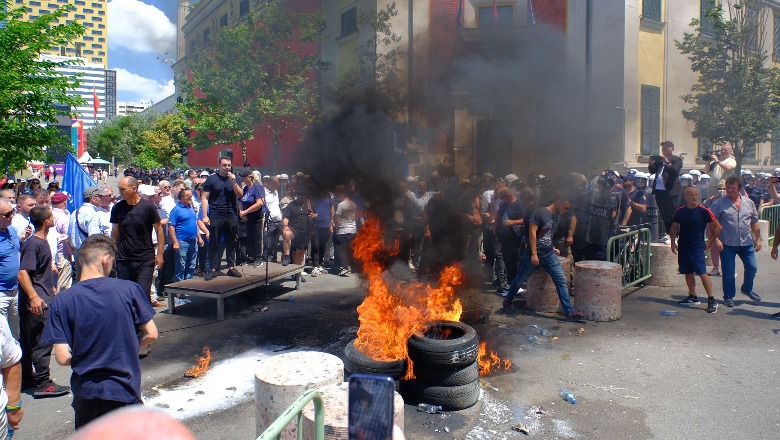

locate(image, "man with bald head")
[[705, 144, 737, 184], [111, 177, 165, 307], [670, 186, 721, 313]]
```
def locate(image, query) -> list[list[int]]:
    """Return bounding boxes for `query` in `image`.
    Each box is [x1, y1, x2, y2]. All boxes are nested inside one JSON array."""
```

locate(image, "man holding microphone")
[[201, 156, 243, 280]]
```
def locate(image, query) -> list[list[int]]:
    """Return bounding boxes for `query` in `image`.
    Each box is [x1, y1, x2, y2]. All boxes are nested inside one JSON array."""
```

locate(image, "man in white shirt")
[[48, 193, 73, 293], [161, 180, 185, 216], [11, 194, 35, 243], [705, 145, 737, 184]]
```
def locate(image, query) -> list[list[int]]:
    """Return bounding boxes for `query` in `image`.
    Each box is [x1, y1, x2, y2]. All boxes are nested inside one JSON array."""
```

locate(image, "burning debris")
[[184, 347, 212, 378], [477, 342, 512, 376]]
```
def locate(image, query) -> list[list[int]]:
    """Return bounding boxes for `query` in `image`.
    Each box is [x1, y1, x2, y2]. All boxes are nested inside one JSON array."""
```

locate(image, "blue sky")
[[108, 0, 178, 103]]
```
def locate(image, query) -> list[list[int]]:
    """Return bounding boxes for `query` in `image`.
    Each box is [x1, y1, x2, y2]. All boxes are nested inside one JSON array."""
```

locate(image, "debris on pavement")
[[511, 423, 530, 434]]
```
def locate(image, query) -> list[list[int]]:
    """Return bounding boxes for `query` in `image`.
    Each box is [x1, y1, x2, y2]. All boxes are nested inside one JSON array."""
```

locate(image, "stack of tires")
[[401, 321, 481, 411], [343, 339, 406, 385]]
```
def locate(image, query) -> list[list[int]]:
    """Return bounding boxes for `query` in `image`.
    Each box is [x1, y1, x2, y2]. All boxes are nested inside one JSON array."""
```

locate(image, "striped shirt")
[[710, 195, 758, 247]]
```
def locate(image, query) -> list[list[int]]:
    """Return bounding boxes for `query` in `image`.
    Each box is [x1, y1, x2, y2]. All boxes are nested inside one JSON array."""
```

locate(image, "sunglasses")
[[0, 209, 14, 219]]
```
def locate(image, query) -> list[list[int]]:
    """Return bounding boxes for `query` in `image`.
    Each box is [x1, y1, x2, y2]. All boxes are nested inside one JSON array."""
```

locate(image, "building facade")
[[39, 55, 114, 129], [16, 0, 109, 67], [117, 101, 152, 116]]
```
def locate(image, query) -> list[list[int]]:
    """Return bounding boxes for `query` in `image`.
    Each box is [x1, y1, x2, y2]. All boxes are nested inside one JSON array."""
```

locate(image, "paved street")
[[14, 174, 780, 439]]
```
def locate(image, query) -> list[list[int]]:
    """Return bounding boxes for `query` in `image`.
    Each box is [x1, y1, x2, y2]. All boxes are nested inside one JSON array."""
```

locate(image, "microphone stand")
[[263, 208, 271, 309]]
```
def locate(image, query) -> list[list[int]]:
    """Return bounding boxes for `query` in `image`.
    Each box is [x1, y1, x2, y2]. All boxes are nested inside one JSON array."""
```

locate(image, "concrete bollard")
[[526, 256, 570, 313], [255, 351, 344, 439], [758, 220, 769, 244], [574, 261, 622, 321], [647, 242, 685, 288], [301, 381, 405, 440]]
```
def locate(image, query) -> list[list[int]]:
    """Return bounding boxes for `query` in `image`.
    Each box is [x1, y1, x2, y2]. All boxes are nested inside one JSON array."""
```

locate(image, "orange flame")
[[352, 217, 463, 379], [477, 341, 512, 376], [184, 347, 212, 378]]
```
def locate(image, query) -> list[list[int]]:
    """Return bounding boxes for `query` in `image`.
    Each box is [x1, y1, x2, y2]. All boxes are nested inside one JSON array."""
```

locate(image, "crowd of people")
[[2, 140, 780, 436]]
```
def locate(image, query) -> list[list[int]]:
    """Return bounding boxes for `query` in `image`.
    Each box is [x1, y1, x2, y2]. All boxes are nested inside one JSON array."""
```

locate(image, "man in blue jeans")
[[710, 175, 762, 308], [502, 192, 586, 321], [168, 189, 203, 282]]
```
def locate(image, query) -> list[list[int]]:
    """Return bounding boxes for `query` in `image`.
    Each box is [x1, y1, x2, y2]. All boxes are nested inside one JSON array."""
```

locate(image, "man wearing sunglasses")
[[0, 199, 20, 339]]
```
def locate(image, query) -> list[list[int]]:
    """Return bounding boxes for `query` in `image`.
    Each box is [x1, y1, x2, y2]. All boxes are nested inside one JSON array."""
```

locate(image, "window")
[[75, 42, 84, 57], [59, 46, 65, 56], [700, 0, 714, 36], [774, 12, 780, 61], [220, 13, 228, 27], [742, 143, 758, 163], [340, 7, 357, 37], [203, 27, 211, 42], [643, 0, 661, 22], [478, 5, 513, 29], [640, 85, 661, 155], [746, 4, 759, 52], [698, 137, 714, 159], [239, 0, 249, 17]]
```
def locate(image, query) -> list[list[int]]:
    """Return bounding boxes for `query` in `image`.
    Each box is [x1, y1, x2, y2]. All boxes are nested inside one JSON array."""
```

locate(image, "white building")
[[117, 101, 152, 116], [41, 54, 116, 129]]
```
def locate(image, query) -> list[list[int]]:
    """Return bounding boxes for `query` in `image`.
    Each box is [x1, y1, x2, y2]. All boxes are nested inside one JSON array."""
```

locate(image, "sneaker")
[[33, 380, 70, 398], [706, 297, 718, 314], [741, 290, 762, 301], [501, 298, 513, 312], [678, 295, 701, 305], [566, 310, 587, 322], [204, 270, 216, 281], [281, 256, 291, 266], [139, 344, 152, 358], [310, 267, 320, 277], [338, 267, 351, 277], [707, 269, 721, 276], [253, 259, 264, 268], [227, 268, 242, 278], [497, 285, 509, 293], [772, 311, 780, 319], [723, 297, 734, 308]]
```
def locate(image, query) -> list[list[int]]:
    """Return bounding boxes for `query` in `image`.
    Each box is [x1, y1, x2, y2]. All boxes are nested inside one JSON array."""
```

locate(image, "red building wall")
[[534, 0, 567, 32]]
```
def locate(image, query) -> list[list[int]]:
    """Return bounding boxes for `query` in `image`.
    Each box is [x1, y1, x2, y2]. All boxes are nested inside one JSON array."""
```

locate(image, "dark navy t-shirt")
[[526, 207, 560, 257], [203, 173, 238, 218], [311, 196, 334, 228], [240, 183, 266, 217], [41, 277, 155, 402], [672, 204, 715, 250]]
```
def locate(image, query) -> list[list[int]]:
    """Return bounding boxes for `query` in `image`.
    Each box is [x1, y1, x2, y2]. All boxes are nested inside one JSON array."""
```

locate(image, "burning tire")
[[403, 379, 480, 411], [407, 321, 479, 369], [343, 339, 406, 380], [413, 360, 479, 387]]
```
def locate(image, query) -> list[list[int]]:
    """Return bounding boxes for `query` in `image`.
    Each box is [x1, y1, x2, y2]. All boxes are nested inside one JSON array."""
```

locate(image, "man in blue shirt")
[[168, 189, 203, 282], [0, 199, 20, 339], [42, 234, 158, 429]]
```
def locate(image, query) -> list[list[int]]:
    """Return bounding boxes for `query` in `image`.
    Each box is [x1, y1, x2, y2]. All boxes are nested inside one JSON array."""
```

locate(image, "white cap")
[[138, 184, 156, 196], [700, 174, 711, 180], [199, 170, 209, 177], [689, 170, 701, 176]]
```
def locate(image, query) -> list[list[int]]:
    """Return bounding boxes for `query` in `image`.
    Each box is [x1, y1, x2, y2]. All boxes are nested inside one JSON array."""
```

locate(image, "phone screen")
[[348, 373, 394, 440]]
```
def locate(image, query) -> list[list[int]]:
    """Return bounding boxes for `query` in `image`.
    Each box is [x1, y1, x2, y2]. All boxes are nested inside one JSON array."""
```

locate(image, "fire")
[[353, 217, 463, 378], [477, 341, 512, 376], [184, 347, 212, 378]]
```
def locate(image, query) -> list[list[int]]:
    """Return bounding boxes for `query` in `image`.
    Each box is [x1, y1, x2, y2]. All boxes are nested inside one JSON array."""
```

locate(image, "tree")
[[86, 112, 159, 166], [0, 2, 85, 170], [142, 113, 189, 168], [676, 1, 780, 173], [330, 3, 406, 117], [179, 1, 327, 172]]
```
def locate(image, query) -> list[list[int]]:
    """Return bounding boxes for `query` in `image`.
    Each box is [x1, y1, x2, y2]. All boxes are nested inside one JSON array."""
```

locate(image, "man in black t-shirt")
[[111, 177, 165, 306], [19, 206, 70, 397], [502, 193, 586, 321], [201, 157, 243, 280]]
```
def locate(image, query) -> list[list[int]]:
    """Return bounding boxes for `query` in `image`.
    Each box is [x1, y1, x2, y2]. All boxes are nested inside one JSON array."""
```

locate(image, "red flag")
[[93, 86, 101, 118]]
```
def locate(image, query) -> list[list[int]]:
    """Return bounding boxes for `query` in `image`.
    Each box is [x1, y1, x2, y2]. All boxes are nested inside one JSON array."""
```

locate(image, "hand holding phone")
[[348, 374, 394, 440]]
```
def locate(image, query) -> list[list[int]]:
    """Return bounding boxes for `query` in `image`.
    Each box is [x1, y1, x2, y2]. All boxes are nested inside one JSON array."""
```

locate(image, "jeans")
[[0, 289, 19, 340], [335, 233, 356, 270], [506, 252, 574, 315], [175, 238, 198, 282], [311, 227, 332, 266], [719, 245, 758, 299]]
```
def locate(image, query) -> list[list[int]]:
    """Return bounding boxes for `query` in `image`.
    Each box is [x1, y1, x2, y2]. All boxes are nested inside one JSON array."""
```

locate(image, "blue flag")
[[61, 152, 96, 212]]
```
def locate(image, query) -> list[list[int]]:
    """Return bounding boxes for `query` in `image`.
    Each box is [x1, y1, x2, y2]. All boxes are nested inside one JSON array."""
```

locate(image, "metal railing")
[[607, 226, 653, 289], [257, 389, 325, 440], [760, 204, 780, 247]]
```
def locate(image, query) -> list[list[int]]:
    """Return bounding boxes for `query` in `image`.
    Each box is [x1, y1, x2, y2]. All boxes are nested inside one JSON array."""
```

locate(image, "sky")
[[108, 0, 178, 103]]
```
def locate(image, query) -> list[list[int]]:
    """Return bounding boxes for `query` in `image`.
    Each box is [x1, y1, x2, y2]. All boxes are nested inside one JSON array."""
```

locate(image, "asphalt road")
[[16, 174, 780, 439]]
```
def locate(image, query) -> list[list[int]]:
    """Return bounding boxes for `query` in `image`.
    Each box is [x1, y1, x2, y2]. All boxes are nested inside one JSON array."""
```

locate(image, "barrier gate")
[[606, 227, 653, 289]]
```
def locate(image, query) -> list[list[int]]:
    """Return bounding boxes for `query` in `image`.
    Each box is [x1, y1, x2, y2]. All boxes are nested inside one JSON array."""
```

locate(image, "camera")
[[649, 155, 664, 164], [700, 151, 716, 161]]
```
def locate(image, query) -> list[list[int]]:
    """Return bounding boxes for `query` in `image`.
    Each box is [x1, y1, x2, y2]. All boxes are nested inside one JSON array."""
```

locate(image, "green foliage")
[[676, 2, 780, 172], [0, 2, 85, 169], [330, 3, 406, 117], [179, 0, 328, 171]]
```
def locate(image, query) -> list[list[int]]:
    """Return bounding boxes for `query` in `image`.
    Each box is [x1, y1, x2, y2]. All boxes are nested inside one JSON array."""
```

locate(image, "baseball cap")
[[200, 170, 210, 177], [138, 185, 157, 196], [50, 192, 68, 204], [238, 169, 253, 179], [84, 186, 110, 198]]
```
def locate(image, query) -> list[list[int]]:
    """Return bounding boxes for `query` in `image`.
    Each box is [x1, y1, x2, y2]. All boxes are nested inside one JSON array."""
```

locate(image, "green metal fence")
[[607, 227, 653, 289], [257, 389, 325, 440], [760, 204, 780, 247]]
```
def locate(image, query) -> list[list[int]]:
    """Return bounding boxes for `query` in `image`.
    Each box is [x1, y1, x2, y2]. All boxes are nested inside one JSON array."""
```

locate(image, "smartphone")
[[348, 373, 394, 440], [649, 155, 664, 162]]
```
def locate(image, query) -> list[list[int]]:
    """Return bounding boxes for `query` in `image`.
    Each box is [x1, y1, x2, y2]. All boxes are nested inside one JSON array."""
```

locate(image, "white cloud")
[[115, 68, 175, 102], [109, 0, 176, 54]]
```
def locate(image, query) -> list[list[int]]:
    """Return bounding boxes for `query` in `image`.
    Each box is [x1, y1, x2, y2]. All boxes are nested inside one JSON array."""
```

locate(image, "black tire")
[[403, 379, 480, 411], [413, 360, 479, 387], [407, 321, 479, 368], [343, 340, 406, 379]]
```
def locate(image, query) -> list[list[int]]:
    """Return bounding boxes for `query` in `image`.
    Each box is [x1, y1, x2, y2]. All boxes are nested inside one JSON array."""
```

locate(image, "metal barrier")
[[607, 227, 653, 289], [760, 204, 780, 247], [257, 389, 325, 440]]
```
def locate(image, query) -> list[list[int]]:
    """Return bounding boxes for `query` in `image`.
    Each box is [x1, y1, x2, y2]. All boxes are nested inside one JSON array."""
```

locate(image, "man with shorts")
[[670, 187, 721, 313]]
